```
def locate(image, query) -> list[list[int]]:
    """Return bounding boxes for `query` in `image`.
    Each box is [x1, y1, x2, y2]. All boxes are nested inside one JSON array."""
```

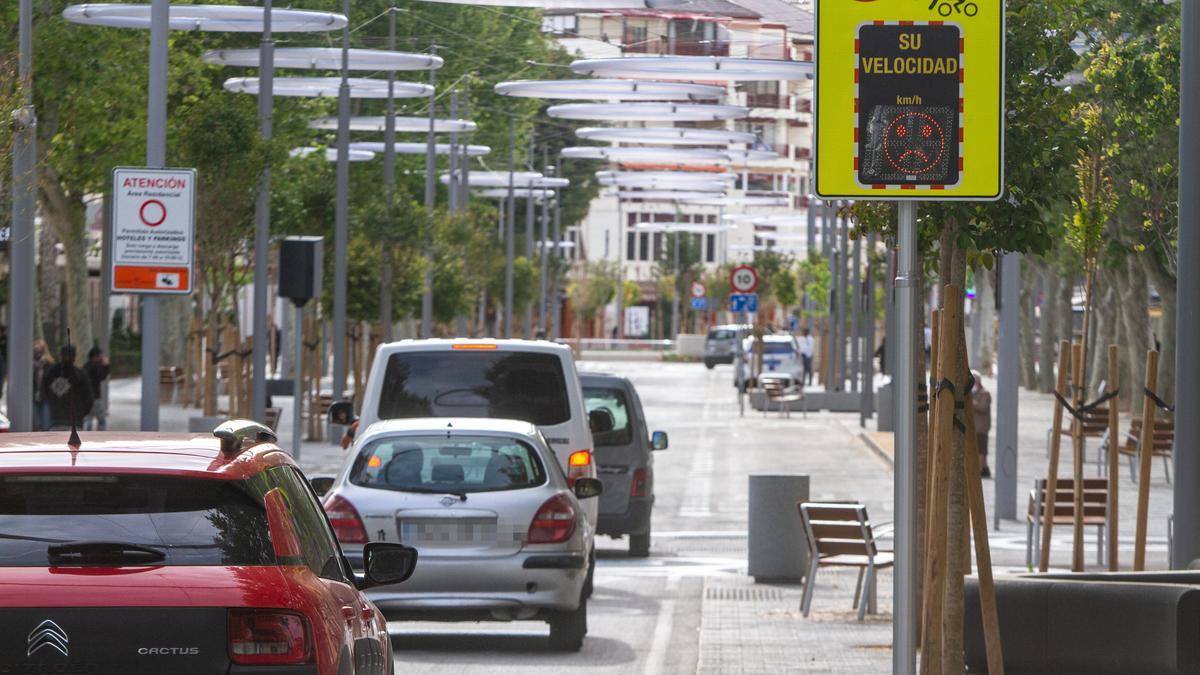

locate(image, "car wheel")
[[548, 598, 588, 652], [629, 531, 650, 558], [582, 549, 595, 599], [705, 362, 715, 370]]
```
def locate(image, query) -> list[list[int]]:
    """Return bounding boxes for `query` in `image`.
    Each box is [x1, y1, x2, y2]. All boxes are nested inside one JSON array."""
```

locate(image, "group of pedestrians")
[[30, 340, 109, 431]]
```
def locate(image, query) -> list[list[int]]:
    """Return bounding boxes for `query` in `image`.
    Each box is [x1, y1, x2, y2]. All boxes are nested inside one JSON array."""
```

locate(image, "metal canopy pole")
[[1174, 0, 1200, 569], [851, 226, 862, 393], [332, 0, 350, 402], [551, 159, 563, 340], [421, 46, 437, 338], [861, 231, 877, 426], [140, 0, 169, 431], [448, 92, 459, 212], [9, 0, 35, 431], [504, 119, 515, 339], [538, 150, 550, 335], [380, 7, 397, 343], [995, 252, 1021, 524], [251, 0, 273, 422], [892, 201, 918, 675], [615, 198, 625, 339]]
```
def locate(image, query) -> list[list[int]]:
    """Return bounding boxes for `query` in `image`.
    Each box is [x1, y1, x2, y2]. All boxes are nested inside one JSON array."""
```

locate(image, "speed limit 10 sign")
[[730, 265, 758, 293]]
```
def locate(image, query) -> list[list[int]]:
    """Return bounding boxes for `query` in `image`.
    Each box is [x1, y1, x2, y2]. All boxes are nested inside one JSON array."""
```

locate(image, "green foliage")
[[796, 250, 832, 320], [568, 261, 617, 322]]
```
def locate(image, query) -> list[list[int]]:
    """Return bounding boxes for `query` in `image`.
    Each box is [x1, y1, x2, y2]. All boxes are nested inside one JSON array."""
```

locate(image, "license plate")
[[399, 518, 497, 545]]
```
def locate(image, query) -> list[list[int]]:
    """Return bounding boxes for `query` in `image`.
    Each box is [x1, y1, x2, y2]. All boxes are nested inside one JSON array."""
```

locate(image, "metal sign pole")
[[9, 0, 35, 431], [421, 46, 437, 339], [251, 0, 273, 423], [140, 0, 169, 431], [892, 201, 918, 675], [995, 252, 1020, 524], [504, 119, 515, 339], [292, 302, 304, 459], [380, 7, 397, 343]]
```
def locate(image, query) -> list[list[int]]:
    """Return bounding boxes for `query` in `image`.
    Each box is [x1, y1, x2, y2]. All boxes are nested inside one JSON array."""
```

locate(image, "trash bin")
[[748, 474, 810, 583]]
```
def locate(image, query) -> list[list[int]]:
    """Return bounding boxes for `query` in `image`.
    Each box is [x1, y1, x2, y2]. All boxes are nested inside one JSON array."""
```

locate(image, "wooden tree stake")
[[1133, 349, 1159, 571], [1106, 344, 1120, 571], [1039, 340, 1071, 572], [1070, 342, 1086, 573], [963, 375, 1005, 674], [919, 307, 941, 659]]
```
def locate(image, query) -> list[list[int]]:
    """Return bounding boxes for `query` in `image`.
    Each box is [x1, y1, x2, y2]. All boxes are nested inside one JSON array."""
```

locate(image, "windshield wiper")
[[47, 541, 167, 566], [392, 486, 468, 502]]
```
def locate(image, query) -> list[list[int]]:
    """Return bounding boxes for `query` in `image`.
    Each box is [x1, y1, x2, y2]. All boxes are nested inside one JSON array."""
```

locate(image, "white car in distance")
[[322, 418, 602, 651], [739, 334, 805, 389]]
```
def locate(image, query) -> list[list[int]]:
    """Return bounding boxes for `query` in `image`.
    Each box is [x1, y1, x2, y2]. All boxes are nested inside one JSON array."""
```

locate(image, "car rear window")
[[584, 387, 634, 446], [377, 350, 571, 426], [708, 329, 735, 340], [757, 341, 796, 355], [0, 474, 275, 567], [349, 435, 548, 494]]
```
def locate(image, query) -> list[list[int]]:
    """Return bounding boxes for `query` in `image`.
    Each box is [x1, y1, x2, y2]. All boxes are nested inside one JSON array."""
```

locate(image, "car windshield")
[[708, 329, 735, 340], [377, 351, 571, 426], [349, 435, 548, 494], [762, 342, 796, 355], [0, 474, 275, 567], [583, 387, 634, 446]]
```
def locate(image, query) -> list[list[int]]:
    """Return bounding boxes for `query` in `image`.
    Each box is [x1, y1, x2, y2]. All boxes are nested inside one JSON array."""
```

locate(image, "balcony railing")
[[746, 93, 787, 109]]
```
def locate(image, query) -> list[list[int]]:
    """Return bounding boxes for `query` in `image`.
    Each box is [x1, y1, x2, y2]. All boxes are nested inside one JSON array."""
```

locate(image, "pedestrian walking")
[[972, 371, 992, 478], [32, 340, 53, 431], [83, 346, 111, 431], [798, 328, 815, 386], [874, 335, 887, 376], [41, 345, 93, 431]]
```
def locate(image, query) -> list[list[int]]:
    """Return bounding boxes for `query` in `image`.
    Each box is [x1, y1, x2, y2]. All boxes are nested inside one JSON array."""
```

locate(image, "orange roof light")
[[568, 450, 592, 467], [367, 455, 382, 468], [451, 343, 498, 350]]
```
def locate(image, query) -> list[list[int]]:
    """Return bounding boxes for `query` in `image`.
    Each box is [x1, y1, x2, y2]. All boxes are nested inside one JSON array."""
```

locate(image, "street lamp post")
[[139, 0, 169, 432], [250, 0, 273, 423], [9, 0, 36, 432], [381, 7, 397, 343], [422, 46, 438, 339], [332, 0, 350, 403]]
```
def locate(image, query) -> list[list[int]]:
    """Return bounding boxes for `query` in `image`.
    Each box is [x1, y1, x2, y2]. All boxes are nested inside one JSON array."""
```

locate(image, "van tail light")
[[566, 449, 592, 488], [228, 609, 312, 665], [631, 467, 650, 498], [527, 494, 578, 544], [323, 494, 369, 544]]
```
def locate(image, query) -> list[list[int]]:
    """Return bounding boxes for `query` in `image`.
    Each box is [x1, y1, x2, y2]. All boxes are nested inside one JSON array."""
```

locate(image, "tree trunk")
[[159, 297, 189, 368], [1116, 256, 1150, 413], [974, 264, 996, 374], [1057, 270, 1074, 347], [1036, 260, 1059, 393], [1088, 282, 1117, 395], [39, 171, 94, 353], [1018, 259, 1038, 389], [1144, 252, 1177, 404]]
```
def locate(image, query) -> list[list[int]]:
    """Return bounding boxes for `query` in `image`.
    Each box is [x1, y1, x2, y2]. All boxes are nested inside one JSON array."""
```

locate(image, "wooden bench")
[[762, 377, 806, 419], [1118, 417, 1175, 483], [1045, 403, 1109, 457], [263, 406, 282, 433], [1025, 477, 1109, 568], [798, 502, 893, 621], [158, 366, 184, 403]]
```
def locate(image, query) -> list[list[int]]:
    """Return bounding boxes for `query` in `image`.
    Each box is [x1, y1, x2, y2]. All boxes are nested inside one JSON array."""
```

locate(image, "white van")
[[350, 339, 599, 527]]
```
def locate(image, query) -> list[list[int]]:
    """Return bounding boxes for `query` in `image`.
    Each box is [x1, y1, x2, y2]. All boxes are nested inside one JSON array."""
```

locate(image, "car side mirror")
[[650, 431, 669, 451], [360, 542, 418, 588], [309, 476, 335, 497], [588, 408, 615, 433], [329, 400, 357, 426], [573, 477, 603, 499]]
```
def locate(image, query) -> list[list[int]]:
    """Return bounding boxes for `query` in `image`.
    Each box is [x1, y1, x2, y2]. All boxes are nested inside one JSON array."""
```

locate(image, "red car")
[[0, 421, 417, 674]]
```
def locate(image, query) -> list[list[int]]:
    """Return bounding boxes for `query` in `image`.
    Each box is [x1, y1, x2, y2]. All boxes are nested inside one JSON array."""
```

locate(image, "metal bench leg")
[[1164, 455, 1172, 485], [1026, 519, 1033, 569], [856, 568, 868, 622], [1129, 453, 1137, 483], [852, 567, 865, 609], [801, 558, 820, 617], [1097, 524, 1104, 566], [868, 565, 878, 615]]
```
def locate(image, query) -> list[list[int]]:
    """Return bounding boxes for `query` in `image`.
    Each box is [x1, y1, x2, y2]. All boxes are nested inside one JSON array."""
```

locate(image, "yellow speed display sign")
[[815, 0, 1003, 200]]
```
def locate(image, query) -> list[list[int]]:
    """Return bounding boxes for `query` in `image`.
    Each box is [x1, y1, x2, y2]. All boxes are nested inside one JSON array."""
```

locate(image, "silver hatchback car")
[[321, 418, 602, 651]]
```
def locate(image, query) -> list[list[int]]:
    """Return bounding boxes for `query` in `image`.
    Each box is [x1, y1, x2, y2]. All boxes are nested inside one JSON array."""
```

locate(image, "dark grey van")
[[580, 373, 668, 557]]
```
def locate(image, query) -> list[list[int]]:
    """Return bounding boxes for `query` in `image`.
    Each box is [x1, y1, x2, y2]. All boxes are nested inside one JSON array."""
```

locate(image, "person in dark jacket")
[[42, 345, 93, 430], [83, 347, 111, 431], [972, 371, 992, 478]]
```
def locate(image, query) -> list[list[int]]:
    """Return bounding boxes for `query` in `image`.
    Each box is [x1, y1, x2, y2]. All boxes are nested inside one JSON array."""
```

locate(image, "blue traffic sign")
[[729, 293, 758, 313], [691, 297, 707, 310]]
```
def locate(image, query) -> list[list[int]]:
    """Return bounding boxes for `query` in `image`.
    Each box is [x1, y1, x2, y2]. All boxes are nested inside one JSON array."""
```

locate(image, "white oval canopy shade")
[[548, 103, 747, 121], [614, 190, 726, 200], [726, 149, 780, 162], [308, 116, 477, 133], [756, 232, 809, 241], [576, 126, 757, 146], [477, 188, 559, 199], [204, 48, 442, 71], [596, 170, 737, 182], [416, 0, 645, 7], [350, 142, 490, 156], [63, 4, 347, 32], [495, 79, 723, 101], [224, 77, 433, 98], [752, 215, 810, 227], [683, 195, 790, 206], [289, 147, 375, 161], [563, 146, 732, 163], [633, 222, 735, 233], [570, 56, 813, 82], [444, 172, 567, 188]]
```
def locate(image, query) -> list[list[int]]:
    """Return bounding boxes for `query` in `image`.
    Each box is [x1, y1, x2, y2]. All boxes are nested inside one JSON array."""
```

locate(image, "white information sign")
[[111, 167, 196, 294]]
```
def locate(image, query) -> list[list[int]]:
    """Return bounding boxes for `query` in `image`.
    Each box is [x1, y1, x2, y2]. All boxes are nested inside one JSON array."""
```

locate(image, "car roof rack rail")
[[213, 419, 277, 457]]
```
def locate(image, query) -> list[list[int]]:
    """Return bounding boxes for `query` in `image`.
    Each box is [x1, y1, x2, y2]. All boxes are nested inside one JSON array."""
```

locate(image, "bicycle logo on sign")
[[928, 0, 977, 16]]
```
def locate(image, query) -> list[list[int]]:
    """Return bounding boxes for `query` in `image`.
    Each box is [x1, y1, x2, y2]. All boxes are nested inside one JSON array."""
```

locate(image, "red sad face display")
[[882, 111, 946, 176]]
